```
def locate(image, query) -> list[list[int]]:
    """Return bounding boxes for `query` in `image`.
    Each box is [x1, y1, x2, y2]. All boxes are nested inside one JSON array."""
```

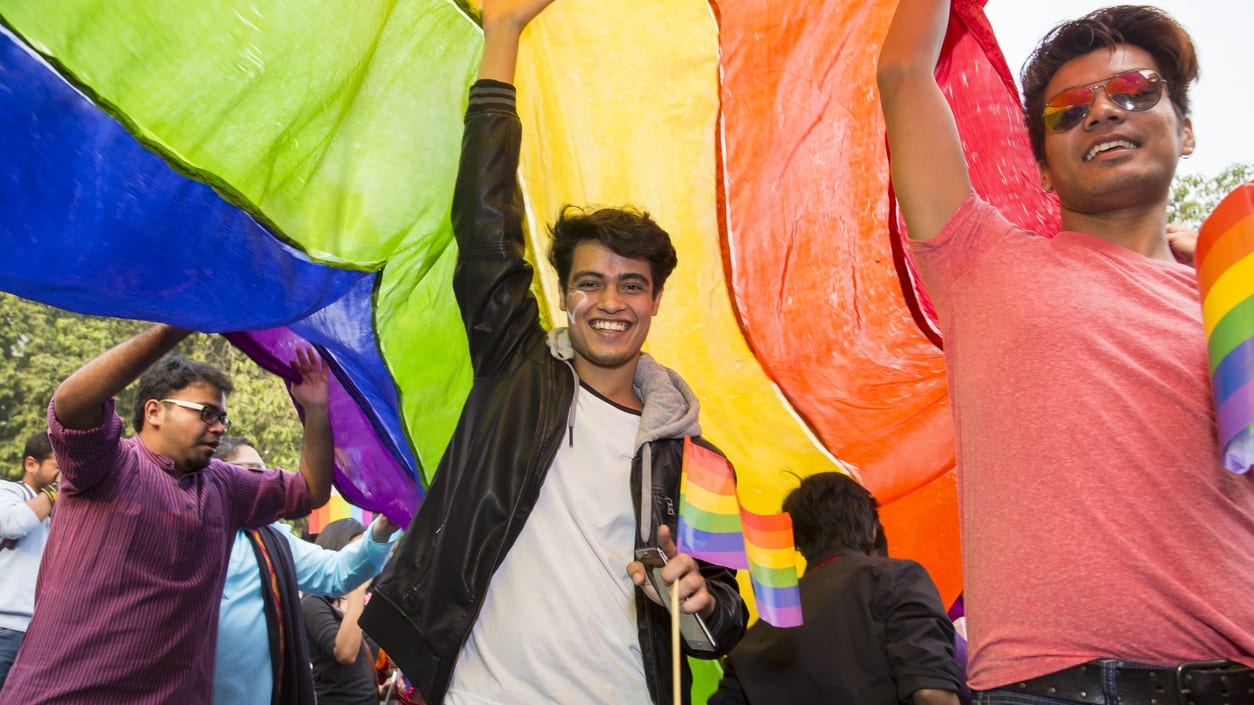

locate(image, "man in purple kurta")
[[0, 325, 334, 705]]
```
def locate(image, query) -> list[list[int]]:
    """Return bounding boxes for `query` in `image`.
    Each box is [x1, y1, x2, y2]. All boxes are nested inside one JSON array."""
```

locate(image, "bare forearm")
[[298, 404, 333, 508], [876, 0, 971, 242], [25, 493, 53, 521], [478, 0, 556, 83], [913, 688, 960, 705], [333, 591, 366, 664], [479, 20, 524, 83], [878, 0, 950, 77], [54, 324, 192, 430]]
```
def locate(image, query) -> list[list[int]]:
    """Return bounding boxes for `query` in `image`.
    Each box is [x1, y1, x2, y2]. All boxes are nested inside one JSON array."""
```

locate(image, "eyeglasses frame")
[[159, 398, 232, 430]]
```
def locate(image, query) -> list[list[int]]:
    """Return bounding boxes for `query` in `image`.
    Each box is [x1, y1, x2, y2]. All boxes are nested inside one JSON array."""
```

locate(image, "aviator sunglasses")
[[1042, 69, 1166, 133]]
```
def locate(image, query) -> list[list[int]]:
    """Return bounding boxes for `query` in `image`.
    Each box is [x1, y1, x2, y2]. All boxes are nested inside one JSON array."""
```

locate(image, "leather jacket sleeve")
[[694, 554, 749, 658], [451, 80, 545, 377]]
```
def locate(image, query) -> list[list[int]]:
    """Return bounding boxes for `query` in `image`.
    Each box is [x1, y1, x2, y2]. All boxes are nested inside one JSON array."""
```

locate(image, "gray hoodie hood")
[[546, 327, 701, 451]]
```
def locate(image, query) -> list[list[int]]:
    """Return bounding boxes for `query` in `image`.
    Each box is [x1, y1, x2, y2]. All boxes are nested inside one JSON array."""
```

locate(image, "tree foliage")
[[1169, 162, 1254, 229], [0, 293, 303, 480]]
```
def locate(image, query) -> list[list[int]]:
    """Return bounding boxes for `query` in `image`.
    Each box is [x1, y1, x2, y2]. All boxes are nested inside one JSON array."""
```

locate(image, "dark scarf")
[[245, 526, 316, 705]]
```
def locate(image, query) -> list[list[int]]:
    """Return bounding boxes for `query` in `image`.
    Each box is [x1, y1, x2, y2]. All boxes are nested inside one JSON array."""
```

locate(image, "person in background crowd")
[[302, 519, 380, 705], [214, 437, 398, 705], [711, 472, 961, 705], [0, 326, 333, 705], [0, 431, 59, 688]]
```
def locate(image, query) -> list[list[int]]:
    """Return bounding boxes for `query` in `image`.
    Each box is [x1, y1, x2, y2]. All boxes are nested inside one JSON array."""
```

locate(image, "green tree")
[[1169, 162, 1254, 229], [0, 293, 303, 480]]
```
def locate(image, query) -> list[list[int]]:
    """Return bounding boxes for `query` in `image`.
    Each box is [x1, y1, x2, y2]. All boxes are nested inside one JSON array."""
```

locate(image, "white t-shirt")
[[447, 384, 651, 705]]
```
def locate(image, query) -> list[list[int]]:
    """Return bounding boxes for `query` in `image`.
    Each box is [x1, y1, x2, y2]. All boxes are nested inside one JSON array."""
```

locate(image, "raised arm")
[[53, 324, 192, 430], [289, 347, 333, 508], [877, 0, 973, 242], [478, 0, 557, 83]]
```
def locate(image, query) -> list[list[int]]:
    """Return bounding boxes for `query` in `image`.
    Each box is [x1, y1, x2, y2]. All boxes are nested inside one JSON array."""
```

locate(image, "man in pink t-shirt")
[[878, 2, 1254, 704]]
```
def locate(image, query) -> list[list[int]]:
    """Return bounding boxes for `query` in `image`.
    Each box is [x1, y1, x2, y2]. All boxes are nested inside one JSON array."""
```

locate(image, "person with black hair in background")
[[0, 431, 59, 688], [711, 472, 960, 705], [302, 519, 380, 705]]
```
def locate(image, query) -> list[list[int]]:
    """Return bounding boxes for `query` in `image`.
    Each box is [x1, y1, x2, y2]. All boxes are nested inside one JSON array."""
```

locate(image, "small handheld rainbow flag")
[[676, 438, 803, 627], [1197, 181, 1254, 474], [308, 488, 375, 534]]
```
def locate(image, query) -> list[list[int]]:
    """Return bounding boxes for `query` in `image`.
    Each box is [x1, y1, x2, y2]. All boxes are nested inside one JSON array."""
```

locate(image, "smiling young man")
[[0, 327, 334, 705], [877, 3, 1254, 704], [359, 2, 747, 704]]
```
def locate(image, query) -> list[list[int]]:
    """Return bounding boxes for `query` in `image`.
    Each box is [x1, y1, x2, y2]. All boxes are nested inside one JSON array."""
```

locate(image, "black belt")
[[1008, 659, 1254, 705]]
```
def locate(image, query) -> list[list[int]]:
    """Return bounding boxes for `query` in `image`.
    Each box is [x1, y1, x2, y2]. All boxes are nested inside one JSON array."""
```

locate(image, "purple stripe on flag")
[[1217, 379, 1254, 446], [757, 602, 804, 628]]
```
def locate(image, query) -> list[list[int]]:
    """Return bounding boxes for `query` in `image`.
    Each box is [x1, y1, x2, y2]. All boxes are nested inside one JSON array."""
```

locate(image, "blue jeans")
[[0, 627, 24, 689]]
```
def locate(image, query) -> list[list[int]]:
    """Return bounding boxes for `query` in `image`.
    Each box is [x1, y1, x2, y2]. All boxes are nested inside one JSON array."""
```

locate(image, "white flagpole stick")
[[672, 580, 681, 705]]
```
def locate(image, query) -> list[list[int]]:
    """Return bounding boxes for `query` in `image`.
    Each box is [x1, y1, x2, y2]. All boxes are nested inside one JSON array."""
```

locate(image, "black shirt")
[[302, 594, 377, 705], [711, 548, 961, 705]]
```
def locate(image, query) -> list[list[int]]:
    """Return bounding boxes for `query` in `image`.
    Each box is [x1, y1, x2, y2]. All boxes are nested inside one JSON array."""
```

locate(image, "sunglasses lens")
[[1107, 70, 1163, 111], [1043, 87, 1094, 133]]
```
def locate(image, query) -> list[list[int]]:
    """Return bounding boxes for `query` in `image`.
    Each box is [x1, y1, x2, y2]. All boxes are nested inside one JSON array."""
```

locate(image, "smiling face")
[[560, 241, 662, 384], [141, 381, 229, 474], [1038, 44, 1194, 215]]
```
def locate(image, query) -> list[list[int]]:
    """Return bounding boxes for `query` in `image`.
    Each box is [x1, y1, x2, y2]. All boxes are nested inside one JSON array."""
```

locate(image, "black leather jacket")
[[360, 80, 747, 705]]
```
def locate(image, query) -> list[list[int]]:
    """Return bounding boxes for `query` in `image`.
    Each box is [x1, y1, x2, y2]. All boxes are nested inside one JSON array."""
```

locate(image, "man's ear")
[[558, 284, 568, 312], [1180, 116, 1195, 158], [1038, 160, 1054, 193], [143, 398, 164, 430], [651, 287, 664, 316], [23, 456, 37, 475]]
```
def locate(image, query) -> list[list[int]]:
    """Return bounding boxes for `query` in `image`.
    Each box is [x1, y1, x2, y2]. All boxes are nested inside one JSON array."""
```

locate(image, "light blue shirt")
[[212, 519, 396, 705], [0, 480, 49, 632]]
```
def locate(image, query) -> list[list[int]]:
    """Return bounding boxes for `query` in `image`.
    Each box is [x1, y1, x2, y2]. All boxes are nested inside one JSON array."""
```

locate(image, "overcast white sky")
[[984, 0, 1253, 178]]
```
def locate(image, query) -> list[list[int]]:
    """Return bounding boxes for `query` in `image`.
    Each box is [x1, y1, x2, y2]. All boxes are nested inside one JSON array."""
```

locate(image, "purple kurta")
[[0, 399, 312, 705]]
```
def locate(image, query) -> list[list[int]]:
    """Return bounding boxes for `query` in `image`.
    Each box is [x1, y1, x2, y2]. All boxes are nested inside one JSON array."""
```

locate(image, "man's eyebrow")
[[570, 270, 606, 281]]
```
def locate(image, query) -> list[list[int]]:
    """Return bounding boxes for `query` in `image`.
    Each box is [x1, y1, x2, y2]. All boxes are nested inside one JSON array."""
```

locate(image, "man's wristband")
[[41, 486, 57, 505]]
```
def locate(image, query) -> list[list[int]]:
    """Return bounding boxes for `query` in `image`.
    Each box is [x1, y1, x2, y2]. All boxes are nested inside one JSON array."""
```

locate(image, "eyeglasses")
[[160, 399, 231, 430], [1042, 69, 1166, 133]]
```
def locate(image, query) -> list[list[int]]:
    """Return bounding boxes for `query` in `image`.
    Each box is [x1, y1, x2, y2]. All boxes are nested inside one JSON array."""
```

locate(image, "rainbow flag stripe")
[[308, 489, 375, 534], [677, 438, 803, 627], [1198, 181, 1254, 473]]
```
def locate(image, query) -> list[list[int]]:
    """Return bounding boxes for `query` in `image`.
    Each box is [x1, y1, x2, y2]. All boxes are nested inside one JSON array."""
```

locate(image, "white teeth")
[[1086, 139, 1136, 161], [591, 320, 628, 331]]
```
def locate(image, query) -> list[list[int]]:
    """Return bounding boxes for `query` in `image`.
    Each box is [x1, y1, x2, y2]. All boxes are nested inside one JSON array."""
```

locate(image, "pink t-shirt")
[[911, 194, 1254, 689]]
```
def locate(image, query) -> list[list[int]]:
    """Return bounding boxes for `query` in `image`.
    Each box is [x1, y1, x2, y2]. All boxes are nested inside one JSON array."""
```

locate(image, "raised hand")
[[478, 0, 558, 83], [480, 0, 557, 33], [372, 515, 402, 543], [289, 346, 329, 411]]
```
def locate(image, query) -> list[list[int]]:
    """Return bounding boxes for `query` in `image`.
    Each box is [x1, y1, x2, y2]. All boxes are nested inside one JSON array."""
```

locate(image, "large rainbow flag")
[[0, 2, 1053, 655]]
